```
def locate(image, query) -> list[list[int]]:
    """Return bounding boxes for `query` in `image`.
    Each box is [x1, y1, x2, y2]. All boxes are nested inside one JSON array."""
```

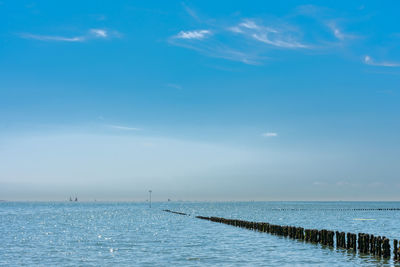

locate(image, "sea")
[[1, 201, 400, 266]]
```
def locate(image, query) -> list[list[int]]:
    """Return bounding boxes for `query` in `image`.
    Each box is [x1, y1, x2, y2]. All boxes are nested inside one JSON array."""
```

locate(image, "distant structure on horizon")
[[149, 190, 152, 208]]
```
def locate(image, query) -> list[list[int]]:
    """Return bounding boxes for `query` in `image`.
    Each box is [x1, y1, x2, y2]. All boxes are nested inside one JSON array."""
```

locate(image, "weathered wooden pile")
[[394, 239, 400, 261], [193, 215, 399, 261]]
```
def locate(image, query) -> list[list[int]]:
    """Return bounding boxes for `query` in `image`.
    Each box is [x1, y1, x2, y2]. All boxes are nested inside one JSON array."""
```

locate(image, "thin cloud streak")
[[182, 3, 200, 21], [19, 33, 85, 42], [262, 132, 278, 137], [252, 33, 308, 48], [169, 37, 262, 65], [106, 125, 142, 131], [20, 28, 111, 42], [363, 55, 400, 67]]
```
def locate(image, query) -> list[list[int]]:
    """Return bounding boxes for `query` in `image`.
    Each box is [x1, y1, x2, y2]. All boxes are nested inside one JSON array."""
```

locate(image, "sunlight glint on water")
[[1, 202, 400, 266]]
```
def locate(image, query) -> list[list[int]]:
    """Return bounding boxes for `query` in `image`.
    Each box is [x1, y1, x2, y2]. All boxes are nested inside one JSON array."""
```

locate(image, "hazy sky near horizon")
[[1, 0, 399, 201]]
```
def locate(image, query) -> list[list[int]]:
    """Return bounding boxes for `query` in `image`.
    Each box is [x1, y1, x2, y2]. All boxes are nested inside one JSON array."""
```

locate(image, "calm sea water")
[[1, 201, 400, 266]]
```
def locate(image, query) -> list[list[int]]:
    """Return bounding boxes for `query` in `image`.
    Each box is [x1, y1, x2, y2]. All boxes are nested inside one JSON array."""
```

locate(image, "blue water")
[[1, 202, 400, 266]]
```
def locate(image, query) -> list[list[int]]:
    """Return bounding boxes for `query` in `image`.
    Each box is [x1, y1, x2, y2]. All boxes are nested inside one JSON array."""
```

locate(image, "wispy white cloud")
[[218, 49, 261, 65], [106, 125, 141, 131], [174, 30, 211, 40], [182, 3, 200, 21], [239, 19, 260, 30], [228, 26, 243, 33], [327, 22, 358, 41], [19, 33, 85, 42], [170, 18, 308, 64], [363, 55, 400, 67], [90, 29, 107, 38], [329, 24, 345, 40], [170, 5, 366, 64], [313, 181, 327, 186], [169, 36, 262, 65], [20, 28, 111, 42], [252, 33, 308, 48], [231, 19, 309, 49], [261, 132, 278, 137]]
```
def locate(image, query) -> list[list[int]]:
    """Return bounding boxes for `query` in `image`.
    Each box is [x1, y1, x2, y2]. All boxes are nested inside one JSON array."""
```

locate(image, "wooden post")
[[364, 234, 369, 253], [370, 235, 375, 254], [383, 238, 390, 258], [347, 232, 351, 249], [336, 231, 340, 248], [377, 236, 382, 257], [327, 231, 334, 247]]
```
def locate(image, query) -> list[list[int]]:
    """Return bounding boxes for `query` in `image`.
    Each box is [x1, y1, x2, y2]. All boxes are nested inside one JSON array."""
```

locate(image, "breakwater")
[[164, 210, 400, 262], [254, 208, 400, 211], [163, 209, 189, 216]]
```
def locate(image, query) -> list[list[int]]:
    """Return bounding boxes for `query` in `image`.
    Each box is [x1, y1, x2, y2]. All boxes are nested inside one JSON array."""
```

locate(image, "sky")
[[0, 0, 399, 201]]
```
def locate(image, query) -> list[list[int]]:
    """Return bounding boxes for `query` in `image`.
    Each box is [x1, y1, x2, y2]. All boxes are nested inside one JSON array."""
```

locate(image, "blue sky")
[[0, 0, 399, 201]]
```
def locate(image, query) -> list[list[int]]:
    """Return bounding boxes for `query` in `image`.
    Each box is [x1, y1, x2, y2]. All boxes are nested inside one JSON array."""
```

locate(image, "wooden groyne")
[[165, 210, 400, 262], [262, 208, 400, 211], [162, 209, 189, 216]]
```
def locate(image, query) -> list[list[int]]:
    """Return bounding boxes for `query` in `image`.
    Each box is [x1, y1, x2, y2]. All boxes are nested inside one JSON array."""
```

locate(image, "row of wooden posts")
[[162, 209, 188, 216], [191, 215, 400, 261], [263, 208, 400, 211]]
